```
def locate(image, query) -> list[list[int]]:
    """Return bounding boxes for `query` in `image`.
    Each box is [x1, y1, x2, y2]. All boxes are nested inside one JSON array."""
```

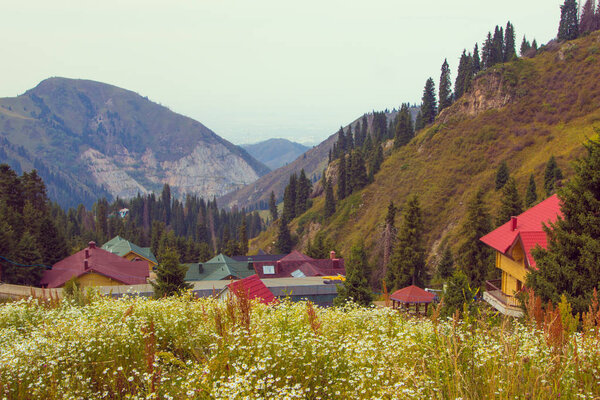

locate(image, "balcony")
[[483, 279, 523, 317]]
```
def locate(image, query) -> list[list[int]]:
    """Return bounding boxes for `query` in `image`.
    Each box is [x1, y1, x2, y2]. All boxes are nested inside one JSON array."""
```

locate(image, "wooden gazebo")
[[390, 285, 436, 315]]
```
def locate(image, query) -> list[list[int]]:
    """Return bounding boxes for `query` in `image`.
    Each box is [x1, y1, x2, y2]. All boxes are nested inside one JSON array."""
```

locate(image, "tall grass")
[[0, 294, 599, 399]]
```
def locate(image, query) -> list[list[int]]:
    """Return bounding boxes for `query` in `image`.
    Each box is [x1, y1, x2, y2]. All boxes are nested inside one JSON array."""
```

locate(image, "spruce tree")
[[274, 218, 293, 254], [334, 243, 372, 307], [349, 151, 368, 193], [152, 247, 191, 298], [472, 43, 481, 74], [438, 245, 455, 280], [558, 0, 580, 41], [525, 174, 538, 207], [544, 156, 563, 196], [503, 21, 516, 61], [527, 139, 600, 314], [269, 191, 278, 221], [421, 77, 437, 124], [457, 189, 493, 288], [496, 177, 523, 226], [324, 175, 336, 218], [495, 161, 510, 190], [386, 195, 426, 290], [520, 36, 531, 56], [438, 59, 453, 113], [337, 155, 347, 200]]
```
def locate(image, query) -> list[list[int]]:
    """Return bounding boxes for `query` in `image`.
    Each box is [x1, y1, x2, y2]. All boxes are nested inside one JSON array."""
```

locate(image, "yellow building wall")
[[75, 272, 122, 287], [124, 252, 157, 272], [496, 242, 527, 296]]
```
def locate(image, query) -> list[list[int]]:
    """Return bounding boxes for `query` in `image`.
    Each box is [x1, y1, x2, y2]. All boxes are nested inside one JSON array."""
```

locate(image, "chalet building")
[[184, 254, 255, 282], [101, 236, 158, 279], [480, 194, 562, 316], [251, 250, 345, 279], [41, 242, 149, 288]]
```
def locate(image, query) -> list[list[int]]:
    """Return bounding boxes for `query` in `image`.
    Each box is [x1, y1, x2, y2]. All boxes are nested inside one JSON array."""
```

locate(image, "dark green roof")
[[101, 236, 158, 265], [184, 253, 254, 281]]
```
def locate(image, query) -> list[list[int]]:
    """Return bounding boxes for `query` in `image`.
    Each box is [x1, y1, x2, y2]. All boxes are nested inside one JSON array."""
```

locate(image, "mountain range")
[[0, 77, 269, 208]]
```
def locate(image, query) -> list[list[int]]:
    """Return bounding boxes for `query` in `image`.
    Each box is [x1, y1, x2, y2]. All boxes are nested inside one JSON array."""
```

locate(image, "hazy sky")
[[1, 1, 562, 145]]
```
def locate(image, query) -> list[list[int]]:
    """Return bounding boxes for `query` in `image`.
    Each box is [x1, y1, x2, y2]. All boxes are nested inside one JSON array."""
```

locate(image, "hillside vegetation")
[[251, 33, 600, 272]]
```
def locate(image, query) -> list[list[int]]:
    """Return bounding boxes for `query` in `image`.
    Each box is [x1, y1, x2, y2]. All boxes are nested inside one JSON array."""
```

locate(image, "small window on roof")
[[291, 269, 306, 278], [263, 265, 275, 275]]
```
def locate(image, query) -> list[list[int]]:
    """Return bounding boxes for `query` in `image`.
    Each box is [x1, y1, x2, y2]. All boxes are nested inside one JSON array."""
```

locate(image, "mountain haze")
[[0, 78, 269, 208], [242, 138, 310, 170]]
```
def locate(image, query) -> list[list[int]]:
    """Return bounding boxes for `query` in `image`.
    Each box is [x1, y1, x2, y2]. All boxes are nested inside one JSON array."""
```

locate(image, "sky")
[[1, 1, 563, 145]]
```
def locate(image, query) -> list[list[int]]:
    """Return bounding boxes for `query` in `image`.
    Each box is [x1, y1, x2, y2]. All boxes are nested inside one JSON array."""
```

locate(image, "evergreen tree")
[[7, 231, 45, 286], [558, 0, 580, 41], [495, 161, 510, 190], [386, 195, 426, 290], [492, 25, 504, 65], [496, 177, 523, 226], [151, 247, 191, 298], [334, 243, 372, 307], [274, 218, 293, 254], [295, 169, 312, 216], [282, 173, 297, 221], [482, 32, 494, 69], [544, 156, 564, 196], [520, 36, 531, 56], [349, 151, 368, 193], [337, 155, 348, 200], [472, 43, 481, 74], [454, 50, 473, 99], [457, 189, 493, 288], [580, 0, 596, 34], [421, 77, 437, 124], [269, 191, 278, 221], [394, 103, 414, 148], [503, 21, 516, 61], [324, 175, 336, 218], [438, 245, 455, 280], [527, 139, 600, 314], [438, 59, 453, 113], [238, 217, 248, 256], [525, 174, 538, 207]]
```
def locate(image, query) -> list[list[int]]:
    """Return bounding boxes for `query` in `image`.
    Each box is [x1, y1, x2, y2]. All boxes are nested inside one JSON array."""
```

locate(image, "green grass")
[[1, 295, 600, 399]]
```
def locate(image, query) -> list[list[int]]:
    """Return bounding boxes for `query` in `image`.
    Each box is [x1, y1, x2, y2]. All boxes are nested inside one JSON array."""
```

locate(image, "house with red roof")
[[40, 241, 149, 288], [219, 274, 276, 305], [479, 194, 562, 316], [250, 250, 345, 279]]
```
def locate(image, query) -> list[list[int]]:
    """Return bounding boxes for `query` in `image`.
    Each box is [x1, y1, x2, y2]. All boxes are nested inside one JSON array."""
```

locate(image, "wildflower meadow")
[[0, 293, 599, 399]]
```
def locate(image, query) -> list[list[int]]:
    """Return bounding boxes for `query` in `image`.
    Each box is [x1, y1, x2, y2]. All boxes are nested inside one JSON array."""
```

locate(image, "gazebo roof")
[[390, 285, 435, 304]]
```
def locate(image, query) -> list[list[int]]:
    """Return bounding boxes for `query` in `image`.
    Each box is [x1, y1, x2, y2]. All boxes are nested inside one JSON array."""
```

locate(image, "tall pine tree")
[[527, 139, 600, 314], [386, 195, 426, 290], [438, 59, 453, 113]]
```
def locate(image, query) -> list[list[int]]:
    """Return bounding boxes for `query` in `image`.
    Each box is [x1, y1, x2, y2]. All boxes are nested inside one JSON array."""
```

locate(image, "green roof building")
[[184, 254, 255, 282]]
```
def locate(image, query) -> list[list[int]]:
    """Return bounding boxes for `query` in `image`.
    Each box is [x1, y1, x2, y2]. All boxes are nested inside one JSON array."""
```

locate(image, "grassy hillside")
[[251, 33, 600, 272]]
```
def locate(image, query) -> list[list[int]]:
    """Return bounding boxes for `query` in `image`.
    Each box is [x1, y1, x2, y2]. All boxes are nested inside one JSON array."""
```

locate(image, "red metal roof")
[[227, 275, 275, 304], [480, 194, 562, 268], [390, 285, 436, 303], [40, 242, 149, 288]]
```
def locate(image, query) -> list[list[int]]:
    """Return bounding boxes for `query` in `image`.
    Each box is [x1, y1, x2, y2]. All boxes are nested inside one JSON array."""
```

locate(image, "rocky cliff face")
[[0, 78, 269, 207]]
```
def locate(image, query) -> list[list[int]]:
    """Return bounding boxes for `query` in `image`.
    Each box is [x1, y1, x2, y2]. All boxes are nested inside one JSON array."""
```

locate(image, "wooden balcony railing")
[[485, 279, 520, 308]]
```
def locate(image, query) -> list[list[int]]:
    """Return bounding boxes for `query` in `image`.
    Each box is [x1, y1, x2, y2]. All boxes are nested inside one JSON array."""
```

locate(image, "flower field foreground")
[[0, 294, 599, 399]]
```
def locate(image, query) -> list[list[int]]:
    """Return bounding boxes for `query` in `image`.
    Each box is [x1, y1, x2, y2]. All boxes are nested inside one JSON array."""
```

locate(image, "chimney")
[[84, 249, 89, 258], [84, 259, 89, 269], [88, 241, 96, 249], [511, 216, 518, 231], [330, 251, 336, 260]]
